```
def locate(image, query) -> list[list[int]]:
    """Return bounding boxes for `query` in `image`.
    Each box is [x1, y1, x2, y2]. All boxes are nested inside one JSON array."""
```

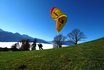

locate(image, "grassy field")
[[0, 37, 104, 70]]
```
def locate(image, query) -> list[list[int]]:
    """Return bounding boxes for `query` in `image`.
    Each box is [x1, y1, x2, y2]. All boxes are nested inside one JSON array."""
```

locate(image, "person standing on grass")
[[38, 43, 43, 50]]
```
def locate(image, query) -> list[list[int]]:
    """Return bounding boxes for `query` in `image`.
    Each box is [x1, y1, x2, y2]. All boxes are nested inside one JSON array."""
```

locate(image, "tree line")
[[0, 28, 86, 51], [53, 28, 86, 48], [0, 39, 43, 51]]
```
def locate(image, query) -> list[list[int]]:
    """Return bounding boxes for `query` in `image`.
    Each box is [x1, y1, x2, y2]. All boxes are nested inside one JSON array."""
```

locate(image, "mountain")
[[0, 29, 49, 43], [0, 29, 4, 32]]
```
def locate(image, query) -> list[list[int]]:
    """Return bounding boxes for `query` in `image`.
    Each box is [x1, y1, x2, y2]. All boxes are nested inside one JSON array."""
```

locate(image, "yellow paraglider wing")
[[50, 7, 68, 32], [56, 15, 67, 33]]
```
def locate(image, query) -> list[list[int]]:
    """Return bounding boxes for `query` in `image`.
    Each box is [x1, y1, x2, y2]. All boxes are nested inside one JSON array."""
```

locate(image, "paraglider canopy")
[[50, 7, 67, 33]]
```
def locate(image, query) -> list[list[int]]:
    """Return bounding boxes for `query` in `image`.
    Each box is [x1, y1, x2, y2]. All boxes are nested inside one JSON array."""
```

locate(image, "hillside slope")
[[0, 37, 104, 70]]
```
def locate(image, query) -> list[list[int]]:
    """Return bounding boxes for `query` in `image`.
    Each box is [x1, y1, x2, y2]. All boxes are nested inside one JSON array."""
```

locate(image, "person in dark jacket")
[[38, 43, 43, 50]]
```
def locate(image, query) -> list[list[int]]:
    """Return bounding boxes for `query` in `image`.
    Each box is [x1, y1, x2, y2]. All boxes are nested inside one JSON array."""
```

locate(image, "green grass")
[[0, 37, 104, 70]]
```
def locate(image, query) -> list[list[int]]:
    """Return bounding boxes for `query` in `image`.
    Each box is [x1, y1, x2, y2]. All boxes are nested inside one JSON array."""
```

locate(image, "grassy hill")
[[0, 37, 104, 70]]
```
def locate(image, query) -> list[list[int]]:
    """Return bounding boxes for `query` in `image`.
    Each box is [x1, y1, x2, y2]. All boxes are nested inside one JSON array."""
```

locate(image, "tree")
[[32, 39, 37, 50], [67, 28, 86, 45], [20, 39, 30, 51], [53, 34, 66, 48]]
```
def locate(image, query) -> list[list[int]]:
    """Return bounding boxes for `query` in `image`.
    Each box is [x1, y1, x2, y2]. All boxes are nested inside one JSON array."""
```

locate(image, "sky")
[[0, 0, 104, 41]]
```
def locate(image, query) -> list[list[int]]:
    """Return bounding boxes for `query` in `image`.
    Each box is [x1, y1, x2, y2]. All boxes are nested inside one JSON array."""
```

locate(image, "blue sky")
[[0, 0, 104, 41]]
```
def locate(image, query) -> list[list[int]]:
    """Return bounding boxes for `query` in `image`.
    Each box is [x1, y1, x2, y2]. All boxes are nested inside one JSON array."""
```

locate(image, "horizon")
[[0, 0, 104, 42], [0, 28, 103, 42]]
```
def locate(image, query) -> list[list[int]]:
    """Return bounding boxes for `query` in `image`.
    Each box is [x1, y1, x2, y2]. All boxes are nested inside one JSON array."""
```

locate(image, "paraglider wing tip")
[[50, 7, 56, 14], [56, 31, 59, 33], [56, 28, 60, 33]]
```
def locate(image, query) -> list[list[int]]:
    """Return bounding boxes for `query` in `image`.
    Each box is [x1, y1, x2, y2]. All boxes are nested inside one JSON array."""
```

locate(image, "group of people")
[[32, 43, 43, 50]]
